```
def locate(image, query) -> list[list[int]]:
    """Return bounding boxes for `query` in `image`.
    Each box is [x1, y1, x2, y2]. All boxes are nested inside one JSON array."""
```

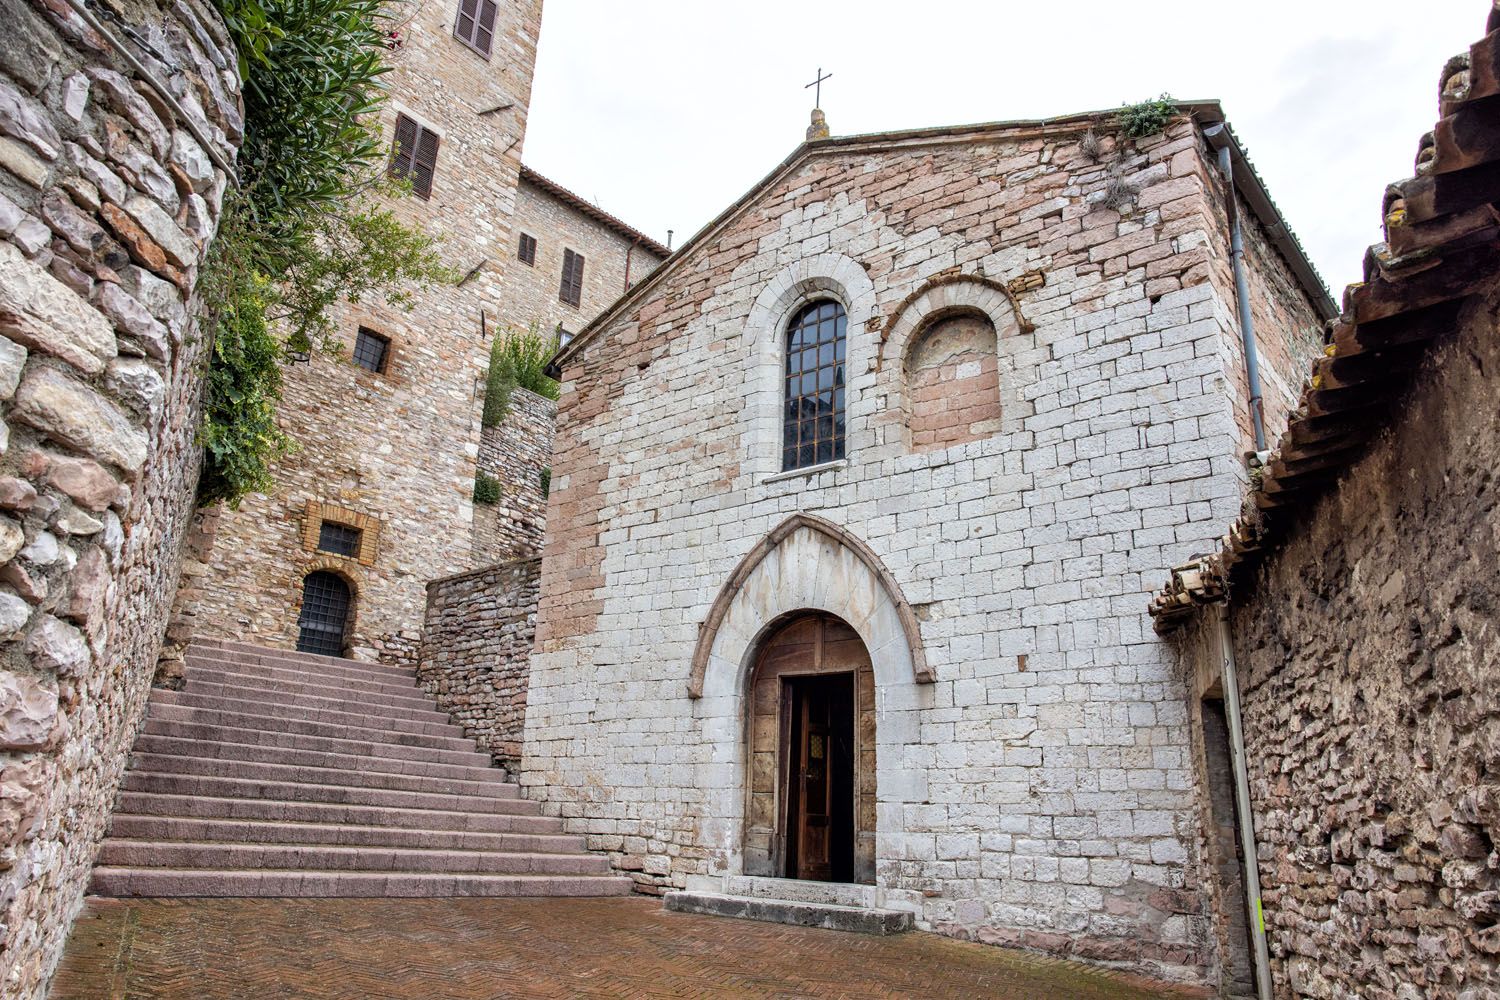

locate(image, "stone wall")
[[504, 171, 667, 337], [1178, 285, 1500, 998], [526, 114, 1327, 985], [419, 557, 541, 765], [187, 0, 544, 663], [0, 0, 240, 994], [471, 386, 553, 565]]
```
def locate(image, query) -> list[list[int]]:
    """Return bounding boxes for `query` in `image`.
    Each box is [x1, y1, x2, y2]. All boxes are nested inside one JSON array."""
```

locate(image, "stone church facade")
[[178, 0, 664, 665], [526, 109, 1329, 982]]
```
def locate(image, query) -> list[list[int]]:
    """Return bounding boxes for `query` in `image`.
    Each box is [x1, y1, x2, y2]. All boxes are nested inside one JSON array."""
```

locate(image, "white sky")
[[523, 1, 1483, 297]]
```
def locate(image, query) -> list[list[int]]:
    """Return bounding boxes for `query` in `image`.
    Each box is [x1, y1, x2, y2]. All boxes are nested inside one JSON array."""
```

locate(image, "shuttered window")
[[452, 0, 498, 56], [388, 114, 439, 199], [518, 232, 537, 266], [559, 249, 584, 307]]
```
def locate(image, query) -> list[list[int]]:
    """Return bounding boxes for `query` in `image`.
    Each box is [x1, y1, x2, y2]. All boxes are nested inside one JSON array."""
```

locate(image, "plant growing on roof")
[[198, 0, 453, 507], [481, 323, 561, 427], [1117, 94, 1178, 140]]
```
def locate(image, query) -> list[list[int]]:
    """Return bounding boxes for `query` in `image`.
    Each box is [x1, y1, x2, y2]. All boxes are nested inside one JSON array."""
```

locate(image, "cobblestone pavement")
[[52, 896, 1206, 999]]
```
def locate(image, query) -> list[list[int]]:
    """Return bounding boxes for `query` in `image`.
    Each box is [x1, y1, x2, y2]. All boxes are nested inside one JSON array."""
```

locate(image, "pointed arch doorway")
[[746, 612, 875, 884]]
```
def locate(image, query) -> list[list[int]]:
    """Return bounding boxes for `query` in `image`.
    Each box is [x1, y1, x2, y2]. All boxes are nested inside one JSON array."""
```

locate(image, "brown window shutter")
[[559, 249, 584, 306], [453, 0, 478, 44], [411, 128, 440, 199], [389, 114, 417, 181], [474, 0, 497, 54]]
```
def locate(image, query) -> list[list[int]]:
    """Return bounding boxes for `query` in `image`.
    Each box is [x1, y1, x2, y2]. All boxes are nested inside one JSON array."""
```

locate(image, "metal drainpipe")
[[1207, 126, 1267, 451], [1216, 604, 1274, 1000]]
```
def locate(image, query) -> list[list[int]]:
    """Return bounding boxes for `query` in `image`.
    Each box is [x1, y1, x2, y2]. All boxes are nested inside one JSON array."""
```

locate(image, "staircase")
[[91, 639, 631, 898]]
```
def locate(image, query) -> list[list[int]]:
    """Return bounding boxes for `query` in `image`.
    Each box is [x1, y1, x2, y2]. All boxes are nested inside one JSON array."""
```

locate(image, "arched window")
[[782, 300, 847, 470], [296, 571, 352, 657]]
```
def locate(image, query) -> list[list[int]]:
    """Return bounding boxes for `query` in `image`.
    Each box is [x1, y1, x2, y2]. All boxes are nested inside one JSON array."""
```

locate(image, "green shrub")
[[539, 468, 551, 498], [482, 324, 560, 427], [199, 0, 452, 507], [472, 473, 501, 504], [1117, 94, 1178, 140]]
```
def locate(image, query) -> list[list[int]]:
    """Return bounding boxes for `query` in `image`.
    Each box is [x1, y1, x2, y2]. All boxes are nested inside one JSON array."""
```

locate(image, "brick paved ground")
[[51, 896, 1207, 999]]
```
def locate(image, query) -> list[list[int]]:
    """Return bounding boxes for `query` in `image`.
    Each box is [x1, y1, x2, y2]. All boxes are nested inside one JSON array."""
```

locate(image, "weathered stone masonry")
[[471, 386, 554, 565], [0, 0, 240, 994], [526, 109, 1330, 986], [420, 556, 541, 766]]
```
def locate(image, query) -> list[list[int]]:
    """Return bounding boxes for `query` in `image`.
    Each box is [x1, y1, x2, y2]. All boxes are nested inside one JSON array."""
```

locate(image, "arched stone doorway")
[[295, 570, 352, 656], [745, 612, 876, 884]]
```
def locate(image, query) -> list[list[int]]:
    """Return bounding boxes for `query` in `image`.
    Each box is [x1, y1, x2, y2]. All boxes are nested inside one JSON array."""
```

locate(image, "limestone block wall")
[[419, 557, 540, 765], [1178, 286, 1500, 997], [471, 386, 553, 565], [526, 116, 1325, 984], [503, 172, 667, 337], [0, 0, 240, 993], [189, 0, 544, 663]]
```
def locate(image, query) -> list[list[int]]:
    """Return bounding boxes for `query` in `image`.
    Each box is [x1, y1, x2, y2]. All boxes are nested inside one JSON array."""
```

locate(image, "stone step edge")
[[184, 656, 421, 691], [105, 815, 583, 849], [153, 690, 457, 733], [142, 705, 476, 750], [131, 734, 508, 780], [662, 891, 914, 936], [100, 838, 610, 863], [140, 720, 483, 764], [183, 668, 432, 710], [125, 754, 520, 798], [110, 791, 558, 830], [120, 771, 536, 814], [186, 647, 416, 681], [88, 868, 637, 897]]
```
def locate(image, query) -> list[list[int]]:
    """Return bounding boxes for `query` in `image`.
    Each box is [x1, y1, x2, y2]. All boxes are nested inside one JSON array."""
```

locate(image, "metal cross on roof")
[[805, 67, 832, 109]]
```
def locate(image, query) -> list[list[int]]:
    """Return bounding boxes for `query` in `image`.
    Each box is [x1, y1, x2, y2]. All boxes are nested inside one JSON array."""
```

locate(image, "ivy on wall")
[[199, 0, 451, 507]]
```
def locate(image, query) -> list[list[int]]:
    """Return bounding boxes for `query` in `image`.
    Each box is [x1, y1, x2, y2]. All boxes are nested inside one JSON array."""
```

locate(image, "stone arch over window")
[[878, 274, 1037, 452], [744, 255, 877, 478]]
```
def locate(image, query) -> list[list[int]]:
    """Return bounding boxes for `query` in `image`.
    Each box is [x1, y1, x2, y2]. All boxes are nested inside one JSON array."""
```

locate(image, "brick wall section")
[[471, 387, 553, 564], [1178, 283, 1500, 997], [0, 0, 240, 994], [419, 557, 541, 765], [526, 117, 1325, 985], [188, 1, 543, 663], [504, 174, 667, 336], [905, 313, 1002, 451]]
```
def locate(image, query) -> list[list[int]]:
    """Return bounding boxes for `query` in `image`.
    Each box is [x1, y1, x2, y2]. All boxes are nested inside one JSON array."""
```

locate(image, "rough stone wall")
[[188, 0, 544, 662], [526, 117, 1325, 984], [419, 557, 540, 765], [905, 312, 1002, 452], [505, 175, 667, 337], [0, 0, 240, 993], [471, 386, 553, 564], [1179, 286, 1500, 998]]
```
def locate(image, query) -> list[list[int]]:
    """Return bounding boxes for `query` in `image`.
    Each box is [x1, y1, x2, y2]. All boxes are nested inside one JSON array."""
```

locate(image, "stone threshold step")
[[112, 792, 560, 833], [98, 839, 613, 875], [663, 891, 914, 936], [89, 867, 635, 898], [132, 735, 508, 783], [105, 815, 585, 854], [126, 753, 519, 799], [142, 720, 482, 764], [189, 640, 418, 677], [120, 771, 539, 815]]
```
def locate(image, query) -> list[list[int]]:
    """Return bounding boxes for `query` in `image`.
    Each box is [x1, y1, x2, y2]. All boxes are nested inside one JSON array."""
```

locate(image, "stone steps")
[[105, 815, 586, 854], [93, 640, 630, 898], [665, 876, 914, 935]]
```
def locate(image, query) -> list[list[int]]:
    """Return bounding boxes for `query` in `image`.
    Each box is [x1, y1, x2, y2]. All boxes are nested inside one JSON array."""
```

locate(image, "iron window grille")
[[317, 521, 362, 558], [518, 232, 537, 266], [559, 248, 585, 307], [296, 571, 352, 657], [782, 299, 847, 471], [452, 0, 498, 56], [352, 327, 390, 374], [389, 114, 440, 199]]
